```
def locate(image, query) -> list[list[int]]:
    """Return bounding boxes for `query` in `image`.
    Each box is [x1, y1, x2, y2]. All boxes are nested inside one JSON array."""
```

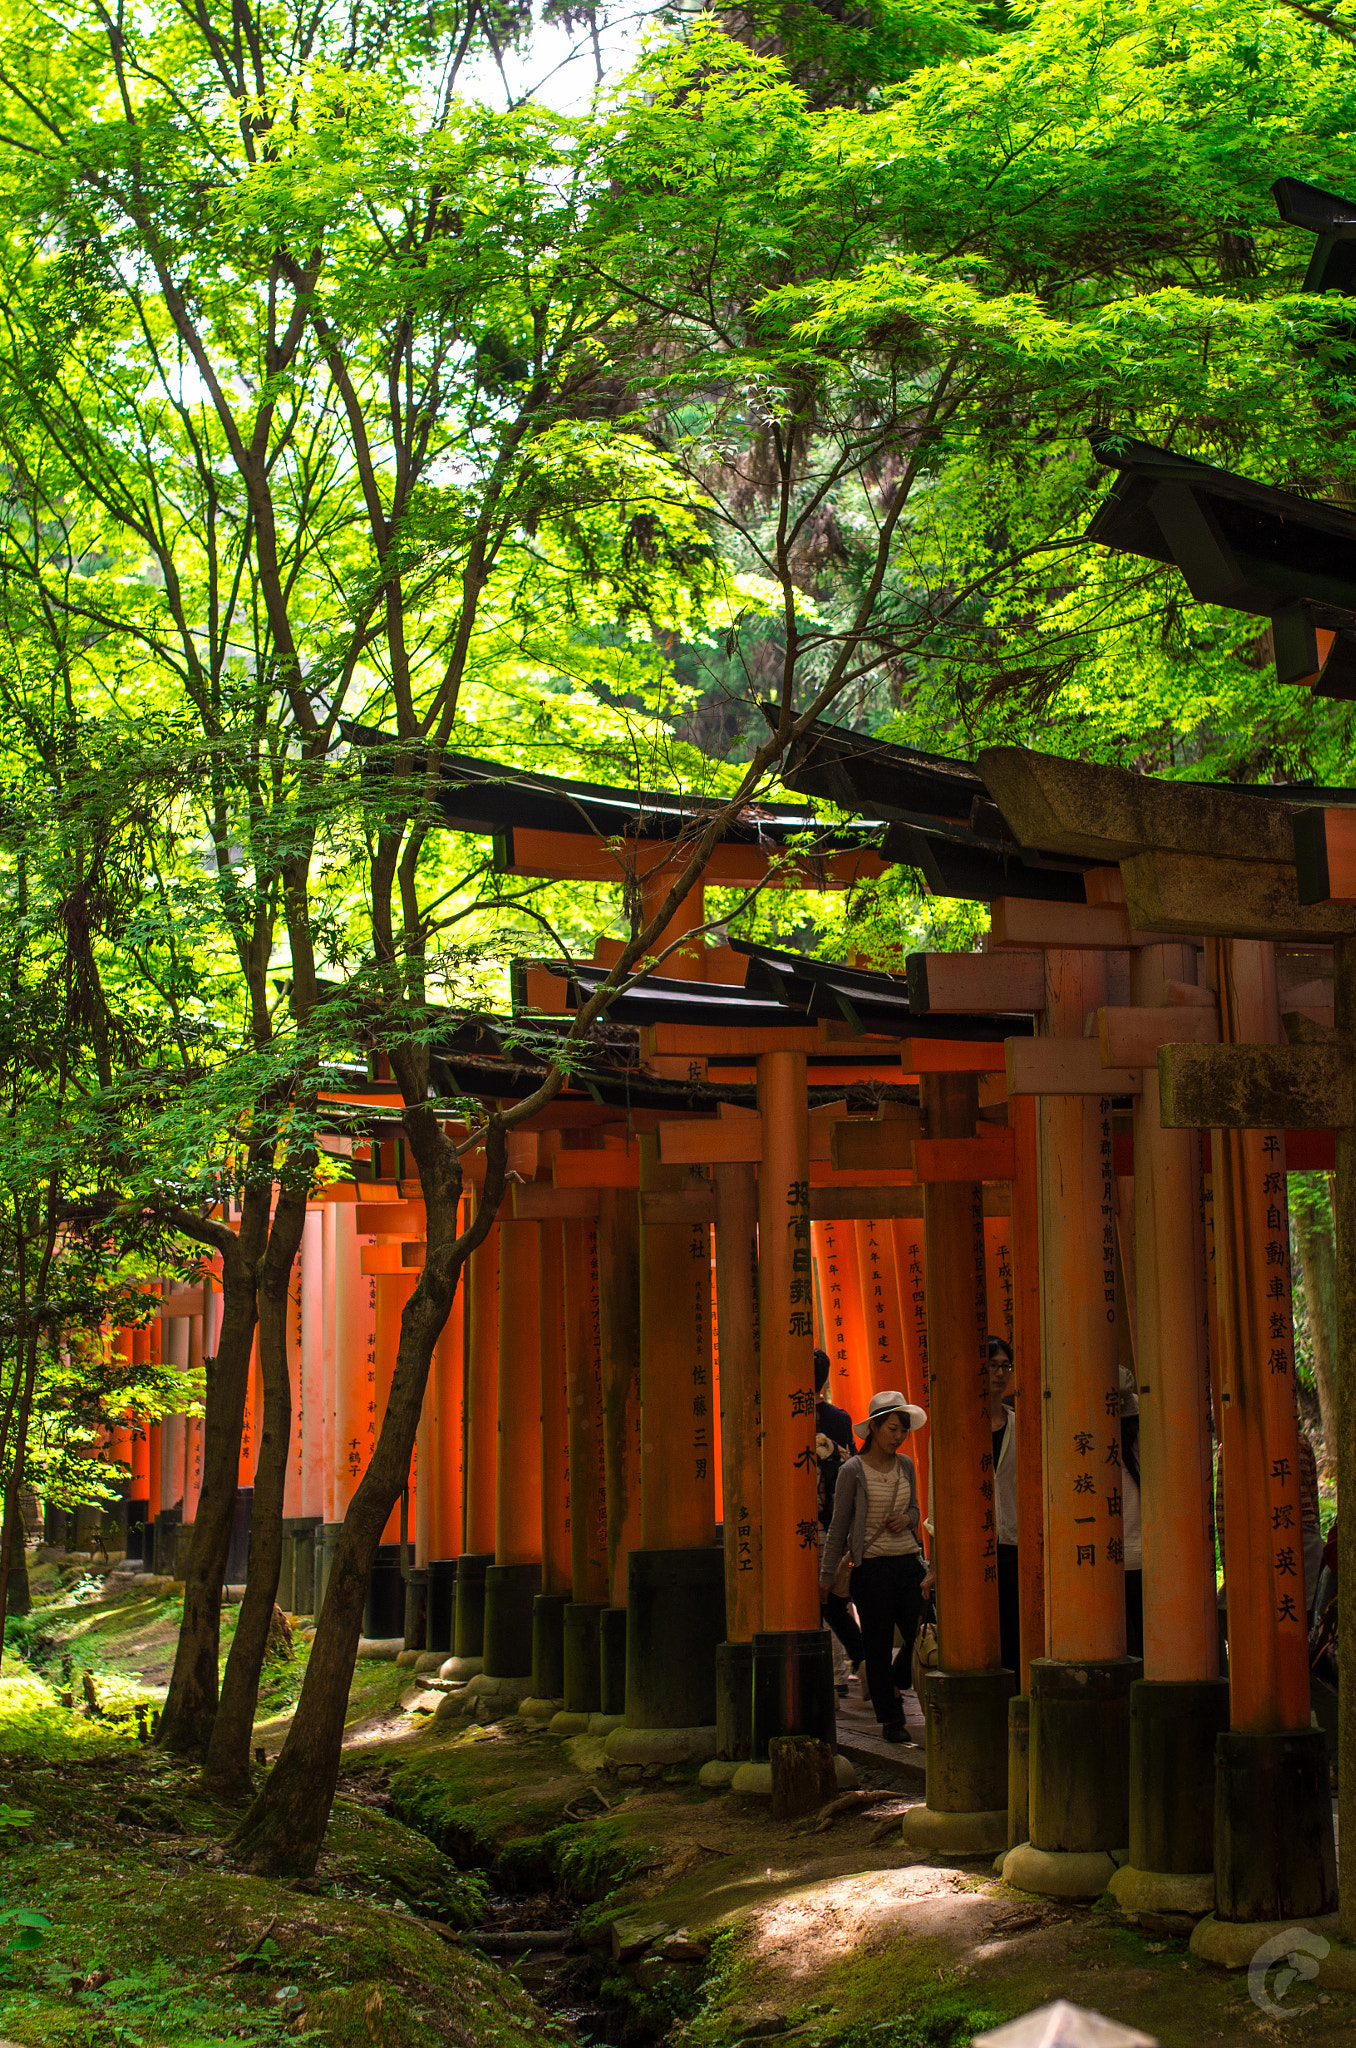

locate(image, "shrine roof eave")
[[341, 721, 884, 853], [1087, 435, 1356, 624]]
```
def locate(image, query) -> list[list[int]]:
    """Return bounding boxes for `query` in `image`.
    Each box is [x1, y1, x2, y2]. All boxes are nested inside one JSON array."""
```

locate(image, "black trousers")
[[824, 1589, 864, 1666], [850, 1551, 925, 1728]]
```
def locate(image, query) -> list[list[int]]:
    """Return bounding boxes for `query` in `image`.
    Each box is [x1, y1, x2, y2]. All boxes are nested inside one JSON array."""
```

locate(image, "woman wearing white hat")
[[818, 1389, 928, 1743]]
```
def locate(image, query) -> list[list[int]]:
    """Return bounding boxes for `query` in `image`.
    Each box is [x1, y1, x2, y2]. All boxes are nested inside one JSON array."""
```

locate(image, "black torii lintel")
[[1086, 435, 1356, 697], [1273, 176, 1356, 296]]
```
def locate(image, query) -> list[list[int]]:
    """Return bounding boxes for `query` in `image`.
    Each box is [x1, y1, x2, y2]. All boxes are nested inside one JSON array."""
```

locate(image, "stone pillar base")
[[922, 1667, 1014, 1819], [624, 1548, 725, 1730], [751, 1629, 835, 1756], [715, 1639, 754, 1761], [1029, 1654, 1140, 1856], [531, 1592, 569, 1700], [599, 1607, 628, 1717], [1007, 1694, 1030, 1850], [439, 1654, 483, 1681], [563, 1601, 606, 1716], [364, 1543, 405, 1640], [1108, 1864, 1215, 1926], [604, 1725, 719, 1767], [453, 1551, 493, 1661], [1214, 1727, 1336, 1923], [901, 1804, 1008, 1856], [730, 1755, 856, 1798], [549, 1710, 593, 1735], [520, 1695, 563, 1722], [588, 1711, 626, 1737], [1190, 1911, 1341, 1971], [425, 1557, 458, 1653], [316, 1521, 343, 1620], [483, 1562, 541, 1681], [1003, 1842, 1117, 1899], [1129, 1677, 1229, 1878]]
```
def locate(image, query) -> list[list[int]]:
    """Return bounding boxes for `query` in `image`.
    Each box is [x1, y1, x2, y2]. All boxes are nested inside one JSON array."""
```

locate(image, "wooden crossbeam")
[[830, 1116, 924, 1170], [905, 950, 1045, 1013], [354, 1200, 425, 1235], [495, 824, 890, 890], [555, 1152, 641, 1189], [512, 1185, 601, 1219], [159, 1287, 205, 1316], [1097, 1003, 1219, 1066], [1006, 1038, 1142, 1095], [899, 1038, 1006, 1072], [1158, 1041, 1354, 1130], [990, 897, 1132, 950], [913, 1128, 1016, 1182], [1293, 807, 1356, 907]]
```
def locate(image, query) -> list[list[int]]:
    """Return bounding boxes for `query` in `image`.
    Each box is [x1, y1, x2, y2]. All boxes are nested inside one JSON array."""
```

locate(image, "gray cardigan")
[[819, 1452, 922, 1586]]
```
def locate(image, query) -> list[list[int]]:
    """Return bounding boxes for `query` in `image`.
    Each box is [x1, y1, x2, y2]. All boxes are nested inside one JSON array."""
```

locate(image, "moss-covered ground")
[[3, 1556, 1354, 2048]]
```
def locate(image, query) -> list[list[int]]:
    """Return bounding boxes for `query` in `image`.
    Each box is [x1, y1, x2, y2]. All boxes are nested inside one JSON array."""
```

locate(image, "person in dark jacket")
[[820, 1388, 927, 1742], [814, 1348, 863, 1687]]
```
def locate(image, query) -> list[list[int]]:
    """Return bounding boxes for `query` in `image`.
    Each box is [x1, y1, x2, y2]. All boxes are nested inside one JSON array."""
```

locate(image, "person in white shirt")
[[818, 1390, 927, 1743]]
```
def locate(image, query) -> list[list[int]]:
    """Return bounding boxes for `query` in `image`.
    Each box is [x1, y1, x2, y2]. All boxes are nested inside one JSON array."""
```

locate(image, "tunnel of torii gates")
[[60, 712, 1353, 1936]]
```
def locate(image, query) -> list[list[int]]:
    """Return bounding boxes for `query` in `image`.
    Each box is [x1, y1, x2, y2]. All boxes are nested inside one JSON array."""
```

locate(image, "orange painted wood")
[[1098, 1004, 1219, 1067], [888, 1218, 931, 1532], [830, 1119, 921, 1170], [332, 1207, 377, 1515], [463, 1203, 500, 1556], [130, 1400, 150, 1494], [984, 1216, 1014, 1348], [909, 950, 1048, 1013], [1009, 1096, 1045, 1688], [641, 1188, 716, 1225], [321, 1203, 337, 1524], [512, 1185, 600, 1219], [639, 872, 708, 980], [495, 1221, 543, 1567], [1038, 951, 1127, 1664], [855, 1217, 910, 1399], [354, 1201, 425, 1236], [637, 1136, 716, 1550], [644, 1022, 824, 1057], [913, 1128, 1017, 1183], [284, 1249, 305, 1519], [900, 1038, 1008, 1073], [1130, 947, 1217, 1684], [597, 1187, 642, 1606], [922, 1073, 1002, 1673], [375, 1272, 416, 1544], [1297, 805, 1356, 904], [361, 1245, 410, 1274], [539, 1223, 573, 1595], [147, 1422, 161, 1516], [555, 1151, 641, 1189], [812, 1186, 924, 1220], [431, 1304, 466, 1560], [812, 1219, 871, 1425], [563, 1218, 609, 1603], [714, 1162, 763, 1641], [757, 1050, 820, 1633], [1008, 1038, 1142, 1096], [992, 898, 1133, 950], [498, 823, 889, 890], [659, 1119, 762, 1166], [1211, 939, 1310, 1733]]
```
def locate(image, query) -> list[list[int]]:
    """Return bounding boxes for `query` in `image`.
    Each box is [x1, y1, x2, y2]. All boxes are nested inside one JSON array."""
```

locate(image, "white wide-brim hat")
[[855, 1389, 928, 1435]]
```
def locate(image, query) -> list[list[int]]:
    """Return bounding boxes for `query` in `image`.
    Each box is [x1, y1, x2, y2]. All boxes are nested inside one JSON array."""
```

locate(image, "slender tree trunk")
[[231, 1129, 499, 1875], [202, 1178, 309, 1799], [158, 1181, 272, 1756], [1331, 935, 1356, 1944], [6, 1514, 29, 1616], [0, 1333, 41, 1657], [1292, 1194, 1339, 1471]]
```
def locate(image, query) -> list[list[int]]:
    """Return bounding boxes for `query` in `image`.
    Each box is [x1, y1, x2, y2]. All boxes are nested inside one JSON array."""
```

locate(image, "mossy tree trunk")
[[1331, 936, 1355, 1944], [202, 1172, 311, 1799], [1292, 1188, 1339, 1470], [6, 1513, 30, 1616], [157, 1178, 273, 1758], [231, 1115, 506, 1876]]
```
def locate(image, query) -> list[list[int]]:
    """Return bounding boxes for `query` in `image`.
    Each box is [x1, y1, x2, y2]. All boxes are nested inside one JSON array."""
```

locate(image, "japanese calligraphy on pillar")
[[983, 1217, 1014, 1347], [1258, 1137, 1306, 1633], [587, 1222, 607, 1568], [787, 1175, 819, 1553], [690, 1223, 712, 1490], [1069, 1098, 1124, 1574], [364, 1271, 378, 1466]]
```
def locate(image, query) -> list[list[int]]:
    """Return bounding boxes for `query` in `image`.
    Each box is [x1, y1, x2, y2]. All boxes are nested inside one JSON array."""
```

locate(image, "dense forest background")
[[0, 0, 1350, 1855]]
